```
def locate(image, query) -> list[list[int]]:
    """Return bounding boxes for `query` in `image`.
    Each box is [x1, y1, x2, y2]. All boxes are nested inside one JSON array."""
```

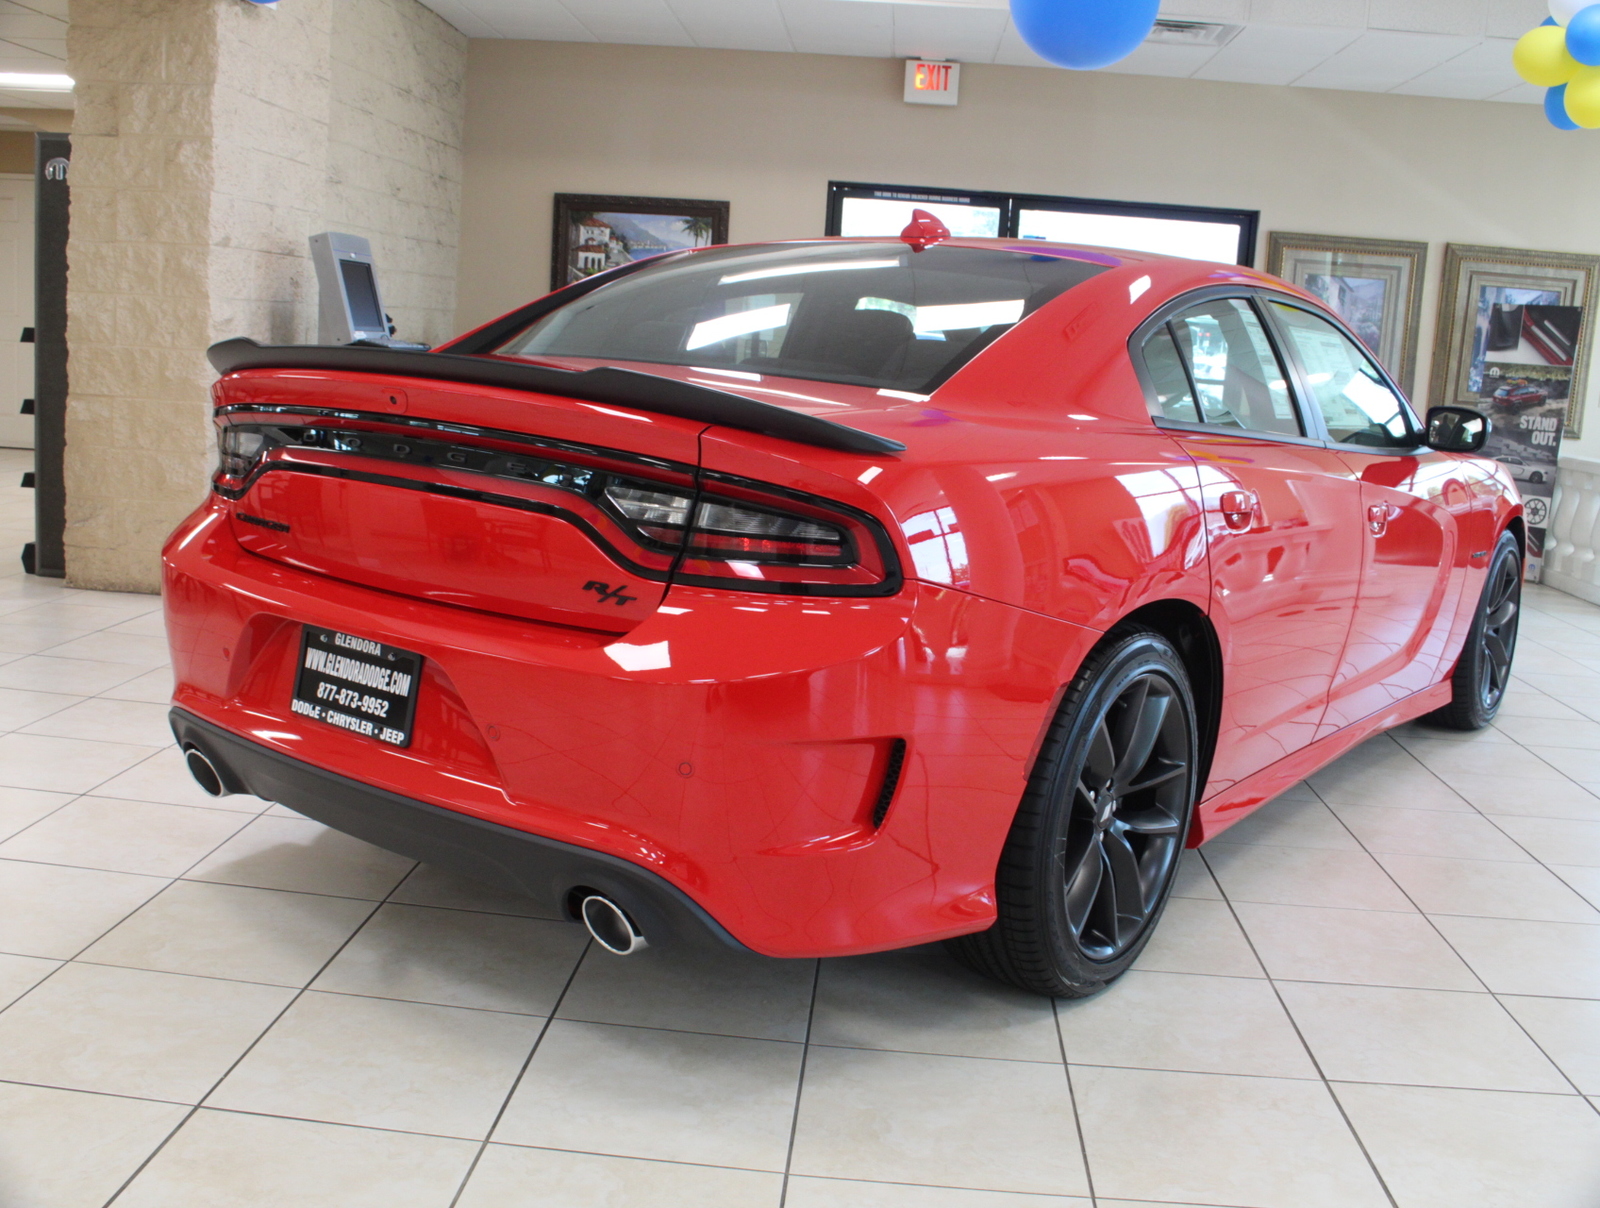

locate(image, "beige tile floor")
[[0, 447, 1598, 1207]]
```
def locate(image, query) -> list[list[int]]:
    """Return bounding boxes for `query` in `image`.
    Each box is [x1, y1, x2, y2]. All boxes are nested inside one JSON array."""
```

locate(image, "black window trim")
[[1129, 286, 1326, 449], [1257, 294, 1428, 457], [1130, 285, 1432, 456]]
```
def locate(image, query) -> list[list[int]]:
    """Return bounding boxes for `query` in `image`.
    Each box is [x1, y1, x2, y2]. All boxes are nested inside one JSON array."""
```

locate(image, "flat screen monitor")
[[825, 181, 1259, 266], [827, 182, 1007, 242], [339, 259, 385, 333], [1016, 207, 1248, 264]]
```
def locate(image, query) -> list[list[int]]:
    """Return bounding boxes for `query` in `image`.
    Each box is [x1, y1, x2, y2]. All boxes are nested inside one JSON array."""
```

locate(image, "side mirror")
[[1426, 406, 1490, 454]]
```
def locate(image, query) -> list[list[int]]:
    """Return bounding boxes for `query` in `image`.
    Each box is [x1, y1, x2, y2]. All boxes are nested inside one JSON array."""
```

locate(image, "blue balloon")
[[1011, 0, 1162, 70], [1548, 84, 1582, 128], [1567, 4, 1600, 64]]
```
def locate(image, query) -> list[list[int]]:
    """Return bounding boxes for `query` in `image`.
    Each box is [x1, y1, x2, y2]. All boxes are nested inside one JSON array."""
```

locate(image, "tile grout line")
[[96, 858, 418, 1206], [1051, 995, 1099, 1207], [444, 936, 594, 1208], [1306, 775, 1598, 1107], [775, 958, 822, 1208], [1197, 846, 1402, 1208]]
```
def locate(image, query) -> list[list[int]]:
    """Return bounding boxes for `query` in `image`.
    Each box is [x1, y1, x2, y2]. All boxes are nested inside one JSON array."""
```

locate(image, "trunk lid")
[[213, 368, 707, 633]]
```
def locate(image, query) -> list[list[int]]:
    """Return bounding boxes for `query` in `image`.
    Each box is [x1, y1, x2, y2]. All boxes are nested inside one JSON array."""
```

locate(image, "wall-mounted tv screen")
[[826, 181, 1259, 266]]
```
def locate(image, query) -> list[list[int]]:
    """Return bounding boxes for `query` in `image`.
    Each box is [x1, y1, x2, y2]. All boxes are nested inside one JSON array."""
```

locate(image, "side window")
[[1169, 299, 1301, 438], [1270, 302, 1415, 448], [1140, 325, 1200, 423]]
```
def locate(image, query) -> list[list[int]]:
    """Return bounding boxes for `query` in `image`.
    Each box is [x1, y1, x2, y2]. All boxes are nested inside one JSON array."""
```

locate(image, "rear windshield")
[[493, 242, 1109, 394]]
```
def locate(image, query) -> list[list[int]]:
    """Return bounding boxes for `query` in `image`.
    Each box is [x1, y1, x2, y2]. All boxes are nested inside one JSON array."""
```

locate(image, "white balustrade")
[[1544, 454, 1600, 604]]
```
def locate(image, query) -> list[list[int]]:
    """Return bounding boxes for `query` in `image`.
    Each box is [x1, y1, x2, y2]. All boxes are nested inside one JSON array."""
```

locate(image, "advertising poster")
[[1474, 303, 1581, 581]]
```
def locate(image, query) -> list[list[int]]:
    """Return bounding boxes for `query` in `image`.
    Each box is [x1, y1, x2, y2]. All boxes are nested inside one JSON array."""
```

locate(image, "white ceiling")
[[418, 0, 1550, 103], [0, 0, 70, 112]]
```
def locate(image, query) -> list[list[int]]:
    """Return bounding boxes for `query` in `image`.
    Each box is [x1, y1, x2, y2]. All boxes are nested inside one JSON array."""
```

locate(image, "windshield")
[[493, 242, 1110, 394]]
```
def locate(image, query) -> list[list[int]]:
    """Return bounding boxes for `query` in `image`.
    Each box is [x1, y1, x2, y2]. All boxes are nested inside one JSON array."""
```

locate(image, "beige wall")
[[64, 0, 465, 592], [459, 41, 1600, 454]]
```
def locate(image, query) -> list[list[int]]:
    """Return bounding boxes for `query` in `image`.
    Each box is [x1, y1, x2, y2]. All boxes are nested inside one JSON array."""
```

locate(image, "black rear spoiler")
[[206, 338, 905, 457]]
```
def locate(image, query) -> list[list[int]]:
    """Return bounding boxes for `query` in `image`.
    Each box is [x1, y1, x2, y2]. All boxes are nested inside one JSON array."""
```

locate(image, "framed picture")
[[1266, 232, 1428, 395], [1431, 242, 1600, 436], [551, 194, 729, 292]]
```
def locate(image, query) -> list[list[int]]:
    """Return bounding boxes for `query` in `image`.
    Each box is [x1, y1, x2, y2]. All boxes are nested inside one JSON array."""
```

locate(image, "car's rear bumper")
[[170, 707, 747, 952], [163, 500, 1102, 957]]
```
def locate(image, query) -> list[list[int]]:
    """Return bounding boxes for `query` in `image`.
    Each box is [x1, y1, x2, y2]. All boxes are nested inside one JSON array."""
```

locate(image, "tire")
[[1424, 530, 1522, 731], [947, 627, 1199, 998]]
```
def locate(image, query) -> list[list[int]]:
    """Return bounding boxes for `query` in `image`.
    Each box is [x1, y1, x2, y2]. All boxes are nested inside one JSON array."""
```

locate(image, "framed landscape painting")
[[1267, 232, 1428, 395], [551, 193, 729, 291], [1431, 242, 1600, 436]]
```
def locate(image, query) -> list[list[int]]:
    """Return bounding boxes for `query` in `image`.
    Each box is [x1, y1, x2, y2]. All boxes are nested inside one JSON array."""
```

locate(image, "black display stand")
[[24, 131, 67, 577]]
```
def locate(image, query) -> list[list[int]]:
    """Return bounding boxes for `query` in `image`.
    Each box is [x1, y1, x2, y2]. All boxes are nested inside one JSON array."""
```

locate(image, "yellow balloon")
[[1515, 25, 1580, 87], [1566, 65, 1600, 127]]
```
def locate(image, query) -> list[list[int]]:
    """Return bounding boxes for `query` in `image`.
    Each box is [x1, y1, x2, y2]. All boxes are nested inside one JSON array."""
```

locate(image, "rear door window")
[[1169, 298, 1302, 438]]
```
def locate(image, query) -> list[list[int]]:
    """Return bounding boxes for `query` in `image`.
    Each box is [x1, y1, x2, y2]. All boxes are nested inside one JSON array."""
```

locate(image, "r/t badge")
[[584, 580, 638, 606]]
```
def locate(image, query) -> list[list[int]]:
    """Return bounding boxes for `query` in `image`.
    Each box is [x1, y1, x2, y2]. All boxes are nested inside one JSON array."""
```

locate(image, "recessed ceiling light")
[[0, 73, 74, 91]]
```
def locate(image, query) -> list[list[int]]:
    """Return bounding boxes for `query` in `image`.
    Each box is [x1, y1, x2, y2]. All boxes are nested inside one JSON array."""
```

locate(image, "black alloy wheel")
[[948, 627, 1199, 997], [1426, 529, 1523, 731]]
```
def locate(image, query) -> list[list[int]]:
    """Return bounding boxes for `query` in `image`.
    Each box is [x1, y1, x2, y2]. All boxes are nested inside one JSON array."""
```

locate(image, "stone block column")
[[63, 0, 464, 593]]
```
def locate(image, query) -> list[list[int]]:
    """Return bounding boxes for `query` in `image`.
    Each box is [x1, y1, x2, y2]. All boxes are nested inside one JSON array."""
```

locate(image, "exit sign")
[[904, 59, 960, 106]]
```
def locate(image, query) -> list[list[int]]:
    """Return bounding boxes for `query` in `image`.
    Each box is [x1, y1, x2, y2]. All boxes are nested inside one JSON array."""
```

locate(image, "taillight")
[[213, 416, 900, 596]]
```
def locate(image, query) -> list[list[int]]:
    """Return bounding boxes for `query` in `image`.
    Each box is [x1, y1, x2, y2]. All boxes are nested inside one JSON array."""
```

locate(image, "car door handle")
[[1367, 503, 1391, 536], [1219, 490, 1256, 531]]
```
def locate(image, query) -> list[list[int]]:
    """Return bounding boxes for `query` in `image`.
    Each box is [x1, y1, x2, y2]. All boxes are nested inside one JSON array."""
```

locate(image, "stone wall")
[[326, 0, 464, 347], [63, 0, 465, 593], [64, 0, 220, 592]]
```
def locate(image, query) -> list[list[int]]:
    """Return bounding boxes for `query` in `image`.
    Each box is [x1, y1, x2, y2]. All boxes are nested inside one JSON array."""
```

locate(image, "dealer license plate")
[[291, 627, 421, 748]]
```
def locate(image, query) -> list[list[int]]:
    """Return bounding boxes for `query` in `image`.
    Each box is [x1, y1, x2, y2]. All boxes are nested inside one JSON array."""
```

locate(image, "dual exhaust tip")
[[579, 894, 648, 955], [183, 744, 649, 956]]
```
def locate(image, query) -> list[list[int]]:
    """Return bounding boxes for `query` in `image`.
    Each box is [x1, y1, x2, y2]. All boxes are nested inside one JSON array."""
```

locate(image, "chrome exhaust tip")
[[183, 746, 225, 797], [579, 894, 648, 955]]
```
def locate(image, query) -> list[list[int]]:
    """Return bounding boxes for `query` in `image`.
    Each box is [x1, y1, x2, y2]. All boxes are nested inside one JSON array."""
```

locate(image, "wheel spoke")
[[1117, 805, 1183, 836], [1488, 596, 1518, 629], [1111, 680, 1170, 791], [1083, 719, 1116, 787], [1485, 631, 1512, 688], [1063, 837, 1103, 936], [1124, 760, 1186, 796], [1101, 828, 1147, 943]]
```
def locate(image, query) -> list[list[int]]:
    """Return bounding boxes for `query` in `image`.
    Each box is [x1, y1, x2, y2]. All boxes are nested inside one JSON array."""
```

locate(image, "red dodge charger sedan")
[[164, 226, 1520, 996]]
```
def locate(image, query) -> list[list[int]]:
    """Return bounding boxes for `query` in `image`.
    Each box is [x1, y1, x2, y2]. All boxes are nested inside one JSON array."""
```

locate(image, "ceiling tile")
[[1485, 0, 1551, 38], [1, 36, 61, 60], [1247, 0, 1367, 28], [889, 4, 1009, 62], [0, 13, 60, 38], [1389, 36, 1520, 98], [0, 38, 60, 66], [552, 0, 696, 46], [669, 0, 793, 51], [1369, 0, 1487, 36], [1295, 29, 1478, 91], [413, 0, 502, 37], [1489, 80, 1545, 102], [1097, 40, 1220, 77], [778, 0, 894, 58], [991, 21, 1054, 67], [0, 0, 65, 19], [464, 0, 598, 40], [1192, 22, 1362, 84], [1159, 0, 1248, 19]]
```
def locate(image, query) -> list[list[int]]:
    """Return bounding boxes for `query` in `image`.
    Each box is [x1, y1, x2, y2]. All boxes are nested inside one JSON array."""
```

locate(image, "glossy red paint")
[[164, 238, 1520, 956]]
